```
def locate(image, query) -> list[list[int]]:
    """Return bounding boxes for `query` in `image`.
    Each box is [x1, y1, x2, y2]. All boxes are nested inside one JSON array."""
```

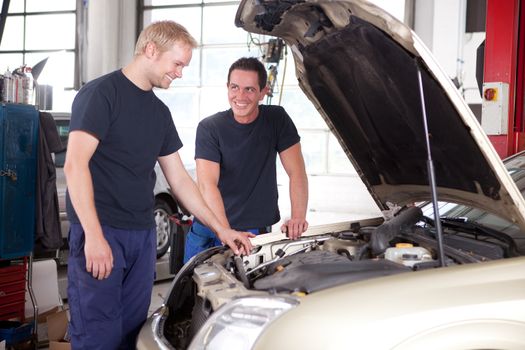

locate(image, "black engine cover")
[[253, 250, 409, 293]]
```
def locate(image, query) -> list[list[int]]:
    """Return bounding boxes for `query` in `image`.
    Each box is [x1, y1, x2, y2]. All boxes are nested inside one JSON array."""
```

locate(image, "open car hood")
[[235, 0, 525, 230]]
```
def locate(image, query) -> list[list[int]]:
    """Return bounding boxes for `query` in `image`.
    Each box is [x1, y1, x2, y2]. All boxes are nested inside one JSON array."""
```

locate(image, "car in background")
[[137, 1, 525, 349], [53, 113, 191, 259]]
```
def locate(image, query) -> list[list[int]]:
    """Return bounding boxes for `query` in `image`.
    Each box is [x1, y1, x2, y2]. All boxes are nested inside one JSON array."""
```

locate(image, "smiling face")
[[151, 41, 193, 89], [227, 69, 268, 123]]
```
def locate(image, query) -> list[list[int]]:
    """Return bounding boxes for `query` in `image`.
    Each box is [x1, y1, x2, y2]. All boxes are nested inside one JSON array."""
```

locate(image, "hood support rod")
[[415, 60, 446, 267]]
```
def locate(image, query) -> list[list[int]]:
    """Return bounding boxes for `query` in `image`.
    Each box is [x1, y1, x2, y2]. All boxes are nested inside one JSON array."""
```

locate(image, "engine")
[[164, 206, 506, 348]]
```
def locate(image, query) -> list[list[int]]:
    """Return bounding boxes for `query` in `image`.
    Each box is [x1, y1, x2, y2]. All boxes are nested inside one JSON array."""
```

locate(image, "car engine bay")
[[163, 205, 520, 349]]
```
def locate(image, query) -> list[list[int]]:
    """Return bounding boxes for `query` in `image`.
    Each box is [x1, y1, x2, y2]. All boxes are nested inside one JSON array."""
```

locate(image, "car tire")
[[154, 198, 173, 259]]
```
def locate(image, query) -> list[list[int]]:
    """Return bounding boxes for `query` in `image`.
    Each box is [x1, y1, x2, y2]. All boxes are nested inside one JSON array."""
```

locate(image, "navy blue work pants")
[[67, 223, 156, 350]]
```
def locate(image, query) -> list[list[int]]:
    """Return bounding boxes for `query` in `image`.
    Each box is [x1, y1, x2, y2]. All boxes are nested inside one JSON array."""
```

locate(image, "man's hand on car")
[[217, 229, 255, 256], [281, 218, 309, 240]]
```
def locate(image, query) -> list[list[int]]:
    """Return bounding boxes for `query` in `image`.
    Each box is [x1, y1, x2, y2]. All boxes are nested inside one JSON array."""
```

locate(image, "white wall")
[[84, 0, 137, 82], [414, 0, 462, 80], [413, 0, 482, 104]]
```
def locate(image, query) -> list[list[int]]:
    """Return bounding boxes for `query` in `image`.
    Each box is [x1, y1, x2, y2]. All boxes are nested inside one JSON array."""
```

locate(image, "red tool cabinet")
[[0, 259, 28, 321]]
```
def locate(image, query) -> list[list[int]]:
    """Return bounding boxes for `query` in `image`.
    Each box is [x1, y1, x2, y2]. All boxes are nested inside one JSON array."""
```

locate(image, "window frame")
[[0, 0, 78, 90]]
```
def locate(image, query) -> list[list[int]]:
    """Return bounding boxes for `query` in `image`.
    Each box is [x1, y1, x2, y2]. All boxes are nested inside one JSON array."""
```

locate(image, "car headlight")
[[188, 296, 299, 350]]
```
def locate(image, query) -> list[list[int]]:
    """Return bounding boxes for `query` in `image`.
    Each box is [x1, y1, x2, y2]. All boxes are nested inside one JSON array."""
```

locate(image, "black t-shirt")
[[66, 70, 182, 229], [195, 105, 300, 230]]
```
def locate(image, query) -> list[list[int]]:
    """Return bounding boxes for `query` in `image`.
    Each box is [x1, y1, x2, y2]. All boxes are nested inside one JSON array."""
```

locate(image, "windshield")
[[421, 153, 525, 250]]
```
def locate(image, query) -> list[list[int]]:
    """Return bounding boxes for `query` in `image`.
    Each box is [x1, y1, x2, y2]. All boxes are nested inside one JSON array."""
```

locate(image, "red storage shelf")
[[0, 265, 26, 284], [0, 280, 25, 296], [0, 261, 27, 321], [0, 300, 25, 321], [1, 286, 25, 305]]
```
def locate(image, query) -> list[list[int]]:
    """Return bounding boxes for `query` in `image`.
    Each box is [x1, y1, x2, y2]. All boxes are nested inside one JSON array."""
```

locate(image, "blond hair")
[[134, 20, 198, 55]]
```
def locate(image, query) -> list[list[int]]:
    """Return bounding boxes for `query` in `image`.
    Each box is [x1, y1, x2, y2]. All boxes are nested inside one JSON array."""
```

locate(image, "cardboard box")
[[46, 310, 71, 350]]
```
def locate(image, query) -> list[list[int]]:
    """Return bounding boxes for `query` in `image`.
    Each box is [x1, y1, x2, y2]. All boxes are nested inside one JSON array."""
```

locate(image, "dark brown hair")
[[227, 57, 267, 90]]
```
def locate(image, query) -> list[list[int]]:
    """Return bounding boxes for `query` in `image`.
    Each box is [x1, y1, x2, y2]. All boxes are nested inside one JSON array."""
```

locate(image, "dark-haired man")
[[184, 57, 309, 262]]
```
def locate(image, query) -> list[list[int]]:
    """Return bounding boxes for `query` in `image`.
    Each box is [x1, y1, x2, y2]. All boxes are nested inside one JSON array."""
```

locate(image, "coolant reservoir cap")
[[395, 243, 413, 248]]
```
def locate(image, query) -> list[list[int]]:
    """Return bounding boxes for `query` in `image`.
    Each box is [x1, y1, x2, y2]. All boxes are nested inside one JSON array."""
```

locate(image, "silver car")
[[53, 114, 190, 259], [138, 1, 525, 349]]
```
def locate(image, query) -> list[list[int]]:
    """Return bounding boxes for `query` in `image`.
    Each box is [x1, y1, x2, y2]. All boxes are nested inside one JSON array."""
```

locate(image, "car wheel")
[[154, 198, 173, 259]]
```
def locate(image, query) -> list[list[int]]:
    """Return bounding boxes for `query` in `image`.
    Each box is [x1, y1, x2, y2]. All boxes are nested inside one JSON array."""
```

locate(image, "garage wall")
[[84, 0, 137, 82], [415, 0, 464, 79], [413, 0, 483, 105]]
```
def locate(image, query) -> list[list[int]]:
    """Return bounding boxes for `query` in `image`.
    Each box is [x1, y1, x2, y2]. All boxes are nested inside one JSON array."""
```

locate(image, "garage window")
[[140, 1, 405, 175], [0, 0, 78, 111]]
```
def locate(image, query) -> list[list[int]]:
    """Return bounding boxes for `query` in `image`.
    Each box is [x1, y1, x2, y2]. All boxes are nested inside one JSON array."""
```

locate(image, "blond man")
[[65, 21, 253, 349]]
